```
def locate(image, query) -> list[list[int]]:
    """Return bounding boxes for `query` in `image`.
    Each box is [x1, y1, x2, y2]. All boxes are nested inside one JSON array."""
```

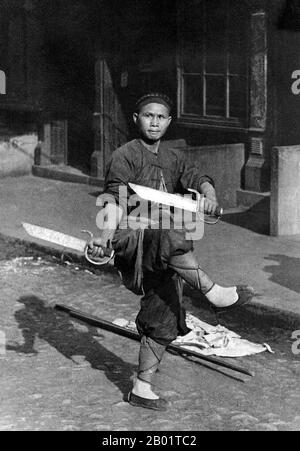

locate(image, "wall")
[[268, 1, 300, 147], [0, 134, 38, 178], [274, 34, 300, 148], [2, 0, 299, 187], [183, 143, 246, 209], [0, 0, 97, 175], [271, 145, 300, 235]]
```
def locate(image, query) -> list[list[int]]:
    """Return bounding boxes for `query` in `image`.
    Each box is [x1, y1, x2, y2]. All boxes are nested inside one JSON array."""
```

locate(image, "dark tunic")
[[104, 139, 214, 345], [105, 139, 213, 212]]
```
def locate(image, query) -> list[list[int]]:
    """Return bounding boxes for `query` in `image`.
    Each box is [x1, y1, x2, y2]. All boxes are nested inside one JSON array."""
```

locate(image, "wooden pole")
[[55, 304, 254, 378]]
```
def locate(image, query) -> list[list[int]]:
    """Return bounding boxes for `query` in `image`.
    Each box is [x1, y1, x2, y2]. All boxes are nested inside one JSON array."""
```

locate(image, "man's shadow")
[[7, 296, 136, 398], [264, 254, 300, 294]]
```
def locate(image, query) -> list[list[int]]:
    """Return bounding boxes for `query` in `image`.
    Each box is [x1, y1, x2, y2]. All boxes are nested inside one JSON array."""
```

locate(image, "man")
[[88, 93, 255, 411]]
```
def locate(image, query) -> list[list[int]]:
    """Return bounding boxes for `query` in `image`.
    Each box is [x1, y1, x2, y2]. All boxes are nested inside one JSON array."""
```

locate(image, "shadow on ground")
[[222, 198, 270, 235], [6, 295, 135, 397], [0, 234, 45, 261], [264, 254, 300, 294], [89, 191, 102, 198]]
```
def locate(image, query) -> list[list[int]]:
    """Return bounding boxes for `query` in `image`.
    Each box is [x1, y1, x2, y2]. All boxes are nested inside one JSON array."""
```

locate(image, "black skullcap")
[[135, 93, 173, 112]]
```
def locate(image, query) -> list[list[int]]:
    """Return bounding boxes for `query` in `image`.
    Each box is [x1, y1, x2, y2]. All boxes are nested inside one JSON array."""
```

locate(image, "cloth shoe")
[[128, 391, 168, 411], [211, 285, 255, 314]]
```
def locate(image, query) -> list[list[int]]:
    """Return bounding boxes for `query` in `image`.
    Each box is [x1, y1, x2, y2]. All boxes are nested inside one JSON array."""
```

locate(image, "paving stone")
[[261, 413, 280, 422], [272, 421, 290, 430], [255, 423, 279, 431], [209, 414, 223, 423], [0, 238, 300, 431], [231, 414, 259, 425]]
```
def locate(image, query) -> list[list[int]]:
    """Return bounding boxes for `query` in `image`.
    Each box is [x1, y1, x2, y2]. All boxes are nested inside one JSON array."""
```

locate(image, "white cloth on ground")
[[113, 313, 274, 358]]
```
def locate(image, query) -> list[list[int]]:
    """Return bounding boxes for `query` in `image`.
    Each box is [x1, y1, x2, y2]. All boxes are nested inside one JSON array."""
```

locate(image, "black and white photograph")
[[0, 0, 299, 433]]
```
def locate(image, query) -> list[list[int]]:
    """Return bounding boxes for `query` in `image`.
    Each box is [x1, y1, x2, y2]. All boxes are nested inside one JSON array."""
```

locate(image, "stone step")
[[236, 189, 270, 209], [32, 165, 104, 187]]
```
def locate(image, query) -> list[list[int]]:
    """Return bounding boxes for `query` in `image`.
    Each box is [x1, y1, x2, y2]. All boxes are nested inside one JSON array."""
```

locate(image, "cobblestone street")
[[1, 0, 300, 435], [0, 234, 300, 431]]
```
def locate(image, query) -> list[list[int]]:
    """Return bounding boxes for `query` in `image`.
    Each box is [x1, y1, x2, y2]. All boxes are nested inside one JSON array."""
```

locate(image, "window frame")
[[176, 0, 249, 129]]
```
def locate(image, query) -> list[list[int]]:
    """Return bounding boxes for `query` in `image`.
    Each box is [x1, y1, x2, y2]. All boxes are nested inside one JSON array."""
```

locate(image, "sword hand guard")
[[81, 230, 115, 266]]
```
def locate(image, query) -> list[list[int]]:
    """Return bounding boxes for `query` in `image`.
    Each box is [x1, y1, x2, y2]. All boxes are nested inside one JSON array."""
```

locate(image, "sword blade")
[[129, 183, 197, 212], [22, 223, 86, 253]]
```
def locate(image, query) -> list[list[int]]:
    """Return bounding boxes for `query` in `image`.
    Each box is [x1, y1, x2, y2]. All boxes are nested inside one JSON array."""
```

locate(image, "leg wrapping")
[[138, 336, 166, 384], [169, 251, 214, 295]]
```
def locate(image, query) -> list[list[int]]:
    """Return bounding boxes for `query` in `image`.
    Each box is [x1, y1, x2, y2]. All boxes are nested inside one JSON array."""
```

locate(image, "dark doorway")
[[40, 0, 97, 174], [67, 63, 95, 175], [41, 0, 178, 175]]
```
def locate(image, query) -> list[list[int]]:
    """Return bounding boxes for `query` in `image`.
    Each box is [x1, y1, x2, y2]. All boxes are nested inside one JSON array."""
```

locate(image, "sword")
[[22, 223, 114, 266], [129, 183, 223, 218]]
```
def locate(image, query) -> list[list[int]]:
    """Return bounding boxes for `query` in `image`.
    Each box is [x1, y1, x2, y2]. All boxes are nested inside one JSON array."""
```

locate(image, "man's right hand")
[[87, 237, 111, 259], [87, 202, 122, 260]]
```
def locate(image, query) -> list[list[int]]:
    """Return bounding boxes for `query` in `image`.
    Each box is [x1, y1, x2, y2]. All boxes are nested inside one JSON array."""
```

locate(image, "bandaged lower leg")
[[132, 336, 166, 400], [169, 251, 239, 308]]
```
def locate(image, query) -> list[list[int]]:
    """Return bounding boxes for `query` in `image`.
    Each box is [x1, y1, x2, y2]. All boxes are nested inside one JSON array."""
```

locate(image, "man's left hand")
[[203, 196, 219, 216], [199, 182, 219, 216], [199, 195, 219, 216]]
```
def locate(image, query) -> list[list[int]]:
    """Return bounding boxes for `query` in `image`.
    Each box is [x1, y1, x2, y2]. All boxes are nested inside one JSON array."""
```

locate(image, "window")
[[177, 0, 248, 127]]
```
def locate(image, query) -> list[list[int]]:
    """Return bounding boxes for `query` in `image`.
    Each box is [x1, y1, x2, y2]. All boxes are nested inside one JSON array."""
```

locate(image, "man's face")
[[133, 103, 172, 142]]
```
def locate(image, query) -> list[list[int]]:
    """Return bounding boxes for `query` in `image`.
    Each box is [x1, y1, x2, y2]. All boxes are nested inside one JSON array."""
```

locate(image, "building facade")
[[0, 0, 300, 208]]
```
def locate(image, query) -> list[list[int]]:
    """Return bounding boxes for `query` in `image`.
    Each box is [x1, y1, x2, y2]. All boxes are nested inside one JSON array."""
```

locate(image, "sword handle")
[[188, 189, 223, 218], [84, 246, 115, 265], [82, 230, 115, 266]]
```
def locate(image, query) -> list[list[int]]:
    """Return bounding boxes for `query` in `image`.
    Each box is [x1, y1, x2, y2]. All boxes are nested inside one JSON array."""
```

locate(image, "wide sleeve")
[[104, 148, 135, 212], [178, 152, 215, 192]]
